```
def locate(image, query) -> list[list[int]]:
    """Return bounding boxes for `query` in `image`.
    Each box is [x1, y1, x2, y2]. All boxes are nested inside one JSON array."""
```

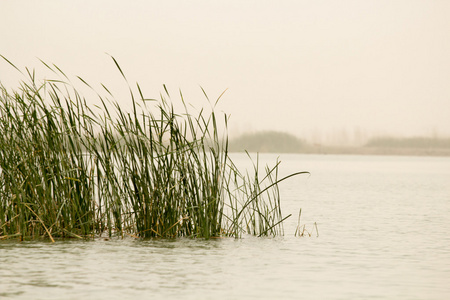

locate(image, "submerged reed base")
[[0, 57, 307, 241]]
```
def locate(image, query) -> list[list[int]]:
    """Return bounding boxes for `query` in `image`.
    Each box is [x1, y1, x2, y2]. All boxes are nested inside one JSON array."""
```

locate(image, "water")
[[1, 154, 449, 299]]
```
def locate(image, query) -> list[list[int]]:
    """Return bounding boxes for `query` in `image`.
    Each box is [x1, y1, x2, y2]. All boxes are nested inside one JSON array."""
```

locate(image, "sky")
[[1, 0, 450, 145]]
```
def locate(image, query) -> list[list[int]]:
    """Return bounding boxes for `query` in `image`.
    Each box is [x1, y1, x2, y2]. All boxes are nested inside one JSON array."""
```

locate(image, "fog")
[[2, 0, 450, 145]]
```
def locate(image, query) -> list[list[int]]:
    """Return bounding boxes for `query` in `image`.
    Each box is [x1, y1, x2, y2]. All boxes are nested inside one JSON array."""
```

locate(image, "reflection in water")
[[1, 154, 449, 299]]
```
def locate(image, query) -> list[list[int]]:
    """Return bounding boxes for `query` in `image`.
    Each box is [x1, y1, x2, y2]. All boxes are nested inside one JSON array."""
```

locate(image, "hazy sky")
[[1, 0, 450, 143]]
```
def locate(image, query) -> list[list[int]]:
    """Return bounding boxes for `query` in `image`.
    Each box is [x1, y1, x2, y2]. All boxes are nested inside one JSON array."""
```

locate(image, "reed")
[[0, 57, 308, 241]]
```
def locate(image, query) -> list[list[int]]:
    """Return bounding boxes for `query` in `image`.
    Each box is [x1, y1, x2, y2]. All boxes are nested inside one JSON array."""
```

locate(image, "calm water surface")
[[1, 154, 449, 299]]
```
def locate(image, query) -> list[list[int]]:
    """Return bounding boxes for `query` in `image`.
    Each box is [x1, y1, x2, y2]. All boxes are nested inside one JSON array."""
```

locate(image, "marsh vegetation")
[[0, 57, 307, 241]]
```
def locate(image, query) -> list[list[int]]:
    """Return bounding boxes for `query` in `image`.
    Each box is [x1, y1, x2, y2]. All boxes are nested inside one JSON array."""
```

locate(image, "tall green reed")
[[0, 67, 98, 240], [0, 57, 308, 241]]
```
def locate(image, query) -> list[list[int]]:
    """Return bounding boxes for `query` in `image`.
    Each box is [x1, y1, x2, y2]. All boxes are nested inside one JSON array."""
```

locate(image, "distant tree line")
[[229, 131, 306, 153], [229, 131, 450, 154], [365, 137, 450, 149]]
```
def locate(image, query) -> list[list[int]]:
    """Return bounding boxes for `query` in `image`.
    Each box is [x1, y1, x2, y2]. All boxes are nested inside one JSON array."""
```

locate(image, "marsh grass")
[[0, 57, 308, 241], [294, 209, 319, 237]]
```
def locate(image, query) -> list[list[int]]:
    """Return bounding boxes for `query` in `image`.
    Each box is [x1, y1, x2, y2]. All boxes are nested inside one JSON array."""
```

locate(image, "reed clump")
[[0, 57, 307, 241]]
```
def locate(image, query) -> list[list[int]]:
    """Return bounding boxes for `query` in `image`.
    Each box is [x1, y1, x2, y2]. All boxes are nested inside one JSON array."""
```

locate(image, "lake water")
[[1, 153, 449, 299]]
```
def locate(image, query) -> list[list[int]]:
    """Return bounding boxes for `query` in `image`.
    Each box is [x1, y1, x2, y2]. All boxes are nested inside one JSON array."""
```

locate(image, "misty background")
[[1, 0, 450, 148]]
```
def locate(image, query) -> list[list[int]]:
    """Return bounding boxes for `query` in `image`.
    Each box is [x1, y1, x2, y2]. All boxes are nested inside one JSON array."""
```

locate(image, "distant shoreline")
[[229, 146, 450, 157], [288, 146, 450, 157], [228, 131, 450, 157]]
